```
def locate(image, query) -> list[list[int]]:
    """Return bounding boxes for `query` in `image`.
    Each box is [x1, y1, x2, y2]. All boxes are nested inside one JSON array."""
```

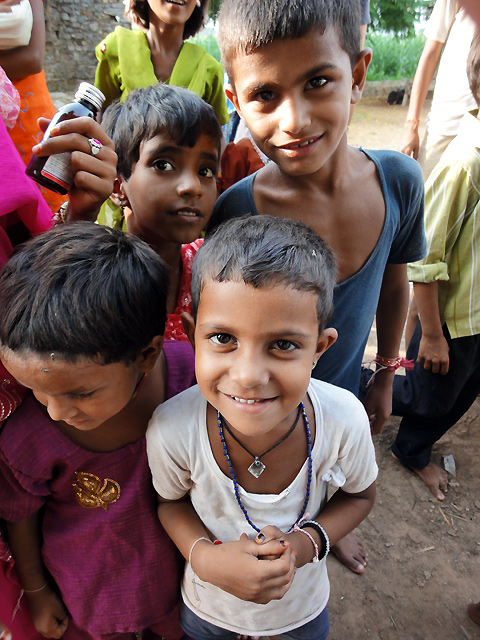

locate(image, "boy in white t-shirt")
[[146, 216, 377, 640]]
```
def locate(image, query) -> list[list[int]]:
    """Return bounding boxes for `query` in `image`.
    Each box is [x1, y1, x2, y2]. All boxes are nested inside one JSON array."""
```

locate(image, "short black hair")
[[125, 0, 208, 39], [0, 223, 169, 365], [467, 30, 480, 108], [218, 0, 361, 79], [102, 83, 222, 180], [192, 215, 337, 332]]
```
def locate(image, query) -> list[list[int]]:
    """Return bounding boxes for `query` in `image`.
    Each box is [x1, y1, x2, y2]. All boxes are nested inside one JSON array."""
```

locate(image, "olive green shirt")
[[95, 26, 228, 124]]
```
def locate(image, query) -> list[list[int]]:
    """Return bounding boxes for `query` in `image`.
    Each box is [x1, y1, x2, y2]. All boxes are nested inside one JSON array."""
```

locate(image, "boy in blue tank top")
[[207, 0, 426, 573]]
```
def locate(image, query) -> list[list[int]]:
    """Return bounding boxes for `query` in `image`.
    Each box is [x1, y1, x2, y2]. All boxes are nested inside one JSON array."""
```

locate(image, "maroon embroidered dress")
[[0, 341, 195, 636]]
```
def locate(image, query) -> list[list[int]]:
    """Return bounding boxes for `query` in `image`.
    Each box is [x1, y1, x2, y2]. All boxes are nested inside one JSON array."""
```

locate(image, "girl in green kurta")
[[94, 0, 228, 125]]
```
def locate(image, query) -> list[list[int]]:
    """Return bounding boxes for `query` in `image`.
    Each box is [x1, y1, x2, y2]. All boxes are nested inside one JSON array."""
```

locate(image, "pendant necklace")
[[217, 402, 313, 533], [220, 406, 301, 478]]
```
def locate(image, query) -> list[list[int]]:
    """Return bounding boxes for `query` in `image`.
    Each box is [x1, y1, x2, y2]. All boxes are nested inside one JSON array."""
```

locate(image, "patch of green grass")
[[366, 33, 426, 81]]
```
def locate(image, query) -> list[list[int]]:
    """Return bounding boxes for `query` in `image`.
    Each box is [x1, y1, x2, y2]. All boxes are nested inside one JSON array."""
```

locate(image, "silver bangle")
[[23, 582, 48, 593], [188, 536, 211, 568]]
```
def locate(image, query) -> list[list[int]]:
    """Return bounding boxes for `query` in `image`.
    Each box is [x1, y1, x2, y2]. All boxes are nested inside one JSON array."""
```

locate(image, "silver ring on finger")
[[87, 137, 102, 155]]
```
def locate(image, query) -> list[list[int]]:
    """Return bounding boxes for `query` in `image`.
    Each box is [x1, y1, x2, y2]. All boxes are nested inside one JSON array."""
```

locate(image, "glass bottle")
[[26, 83, 105, 195]]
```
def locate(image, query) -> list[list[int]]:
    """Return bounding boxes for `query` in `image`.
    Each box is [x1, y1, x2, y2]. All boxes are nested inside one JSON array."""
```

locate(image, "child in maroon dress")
[[0, 223, 195, 639]]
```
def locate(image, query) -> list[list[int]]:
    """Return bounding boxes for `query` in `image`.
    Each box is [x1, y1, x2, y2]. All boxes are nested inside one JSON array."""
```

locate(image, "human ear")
[[138, 335, 164, 373], [351, 48, 372, 105], [312, 328, 337, 367], [225, 84, 244, 120], [109, 176, 130, 208], [181, 312, 196, 349]]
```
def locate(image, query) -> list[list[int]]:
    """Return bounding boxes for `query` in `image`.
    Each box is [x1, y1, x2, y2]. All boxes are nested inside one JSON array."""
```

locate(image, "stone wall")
[[44, 0, 130, 92]]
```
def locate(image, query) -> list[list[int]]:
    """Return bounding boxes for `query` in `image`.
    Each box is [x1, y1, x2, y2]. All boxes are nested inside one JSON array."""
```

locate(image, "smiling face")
[[227, 27, 370, 178], [118, 132, 219, 249], [147, 0, 197, 26], [0, 348, 147, 432], [186, 279, 336, 441]]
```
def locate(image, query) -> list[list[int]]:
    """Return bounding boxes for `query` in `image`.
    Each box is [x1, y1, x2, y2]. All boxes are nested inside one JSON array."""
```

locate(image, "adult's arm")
[[0, 0, 45, 80], [398, 38, 443, 159]]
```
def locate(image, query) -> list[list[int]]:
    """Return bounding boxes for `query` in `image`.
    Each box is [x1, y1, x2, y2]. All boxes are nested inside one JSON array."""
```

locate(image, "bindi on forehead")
[[41, 352, 57, 373]]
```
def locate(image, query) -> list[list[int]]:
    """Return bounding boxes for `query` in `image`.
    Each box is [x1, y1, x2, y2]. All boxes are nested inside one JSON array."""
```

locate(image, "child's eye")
[[308, 76, 328, 90], [209, 333, 234, 346], [254, 90, 275, 103], [68, 390, 96, 400], [199, 167, 216, 179], [153, 160, 174, 172], [273, 340, 297, 352]]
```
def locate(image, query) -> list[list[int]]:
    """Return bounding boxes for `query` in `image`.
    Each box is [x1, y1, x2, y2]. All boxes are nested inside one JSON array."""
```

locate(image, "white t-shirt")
[[425, 0, 477, 136], [146, 379, 377, 636]]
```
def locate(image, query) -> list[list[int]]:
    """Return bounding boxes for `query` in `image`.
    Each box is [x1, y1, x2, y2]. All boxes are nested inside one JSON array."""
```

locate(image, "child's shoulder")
[[181, 41, 224, 73], [149, 385, 204, 431], [96, 26, 146, 58], [308, 378, 367, 424], [1, 395, 69, 474], [360, 148, 424, 190]]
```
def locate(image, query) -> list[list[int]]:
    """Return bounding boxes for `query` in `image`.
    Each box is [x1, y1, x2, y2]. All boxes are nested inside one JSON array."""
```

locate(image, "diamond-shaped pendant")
[[248, 458, 265, 478]]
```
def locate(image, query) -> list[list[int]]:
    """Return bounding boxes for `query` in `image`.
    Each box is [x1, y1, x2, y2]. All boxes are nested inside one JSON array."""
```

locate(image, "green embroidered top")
[[94, 26, 228, 124]]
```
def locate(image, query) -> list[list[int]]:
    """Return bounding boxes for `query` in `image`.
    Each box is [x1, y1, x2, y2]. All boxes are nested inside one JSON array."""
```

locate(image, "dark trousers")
[[391, 322, 480, 469]]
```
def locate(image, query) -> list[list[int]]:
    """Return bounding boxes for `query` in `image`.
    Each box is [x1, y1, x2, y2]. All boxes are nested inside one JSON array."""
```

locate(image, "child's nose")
[[229, 349, 269, 388], [177, 172, 202, 198], [278, 96, 311, 135], [44, 396, 76, 422]]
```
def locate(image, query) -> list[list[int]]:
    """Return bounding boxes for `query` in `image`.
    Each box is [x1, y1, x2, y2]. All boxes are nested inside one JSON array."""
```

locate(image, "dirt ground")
[[325, 98, 480, 640]]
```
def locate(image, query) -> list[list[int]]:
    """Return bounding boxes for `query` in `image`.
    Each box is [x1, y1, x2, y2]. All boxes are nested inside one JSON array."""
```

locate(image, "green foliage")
[[365, 32, 425, 80], [208, 0, 221, 19], [370, 0, 430, 36]]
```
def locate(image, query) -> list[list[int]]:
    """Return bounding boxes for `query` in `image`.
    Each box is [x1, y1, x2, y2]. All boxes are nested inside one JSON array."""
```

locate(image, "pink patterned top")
[[164, 238, 203, 341]]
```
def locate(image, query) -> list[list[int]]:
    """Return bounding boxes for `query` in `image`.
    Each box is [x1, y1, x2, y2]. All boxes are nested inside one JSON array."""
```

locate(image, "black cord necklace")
[[220, 406, 301, 478]]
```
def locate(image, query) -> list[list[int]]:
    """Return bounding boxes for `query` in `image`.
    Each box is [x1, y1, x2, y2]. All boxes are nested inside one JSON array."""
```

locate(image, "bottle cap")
[[75, 83, 105, 112]]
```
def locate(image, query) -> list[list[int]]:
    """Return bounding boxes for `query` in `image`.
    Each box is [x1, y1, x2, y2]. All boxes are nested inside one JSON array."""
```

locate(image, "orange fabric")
[[218, 139, 264, 194], [9, 71, 65, 213]]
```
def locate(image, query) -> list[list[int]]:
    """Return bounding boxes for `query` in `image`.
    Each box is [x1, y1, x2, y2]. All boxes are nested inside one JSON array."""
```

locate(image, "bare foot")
[[392, 454, 448, 501], [331, 534, 367, 574], [468, 602, 480, 626], [411, 462, 449, 500]]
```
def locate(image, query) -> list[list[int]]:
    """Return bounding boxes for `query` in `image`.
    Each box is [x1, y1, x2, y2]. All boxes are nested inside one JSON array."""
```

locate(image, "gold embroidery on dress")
[[73, 471, 120, 510], [0, 378, 23, 422]]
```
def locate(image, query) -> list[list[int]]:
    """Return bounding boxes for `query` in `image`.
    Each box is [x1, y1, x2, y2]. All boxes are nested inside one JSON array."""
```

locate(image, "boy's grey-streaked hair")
[[102, 84, 222, 180], [192, 215, 337, 332], [218, 0, 361, 79]]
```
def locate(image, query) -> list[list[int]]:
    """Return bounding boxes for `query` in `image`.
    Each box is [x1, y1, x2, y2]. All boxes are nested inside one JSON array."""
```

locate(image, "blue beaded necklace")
[[217, 402, 313, 533]]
